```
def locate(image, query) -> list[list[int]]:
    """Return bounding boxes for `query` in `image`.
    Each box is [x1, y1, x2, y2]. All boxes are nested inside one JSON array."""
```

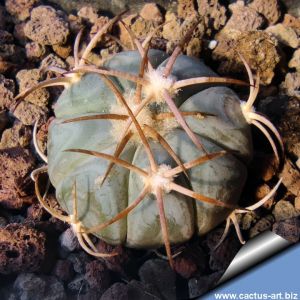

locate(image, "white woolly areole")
[[240, 101, 256, 123], [66, 72, 82, 85], [144, 164, 174, 194], [144, 69, 177, 102], [109, 89, 178, 143], [109, 94, 154, 143]]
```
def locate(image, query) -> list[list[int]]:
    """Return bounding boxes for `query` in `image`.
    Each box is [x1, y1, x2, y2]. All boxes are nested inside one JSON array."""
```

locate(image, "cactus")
[[16, 16, 283, 267]]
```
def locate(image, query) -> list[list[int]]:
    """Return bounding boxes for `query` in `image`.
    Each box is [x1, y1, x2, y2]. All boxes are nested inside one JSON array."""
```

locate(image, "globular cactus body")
[[18, 19, 282, 264], [47, 50, 251, 248]]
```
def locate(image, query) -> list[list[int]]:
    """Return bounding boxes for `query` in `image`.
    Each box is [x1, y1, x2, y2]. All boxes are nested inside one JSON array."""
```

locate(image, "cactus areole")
[[22, 23, 282, 265]]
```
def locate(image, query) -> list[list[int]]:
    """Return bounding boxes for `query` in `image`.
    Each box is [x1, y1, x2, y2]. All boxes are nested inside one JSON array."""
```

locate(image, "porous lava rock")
[[24, 6, 69, 45], [280, 72, 300, 99], [0, 74, 15, 110], [266, 24, 299, 48], [5, 0, 39, 21], [0, 121, 32, 149], [213, 30, 280, 85], [0, 224, 46, 274], [85, 260, 111, 291], [249, 0, 281, 25], [224, 1, 265, 32], [197, 0, 227, 33], [0, 147, 35, 209], [16, 69, 50, 107]]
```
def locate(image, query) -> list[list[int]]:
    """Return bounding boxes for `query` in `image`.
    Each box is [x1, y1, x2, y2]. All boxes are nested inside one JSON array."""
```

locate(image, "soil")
[[0, 0, 299, 299]]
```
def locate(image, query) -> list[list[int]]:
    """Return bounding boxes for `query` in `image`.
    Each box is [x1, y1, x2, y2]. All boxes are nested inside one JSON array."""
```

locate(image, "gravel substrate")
[[0, 0, 299, 299]]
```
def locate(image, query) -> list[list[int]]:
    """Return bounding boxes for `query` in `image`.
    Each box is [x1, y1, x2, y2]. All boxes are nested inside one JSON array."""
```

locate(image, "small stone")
[[52, 259, 74, 282], [266, 24, 299, 48], [14, 273, 46, 300], [40, 53, 67, 70], [186, 37, 202, 57], [0, 42, 24, 64], [0, 30, 25, 69], [0, 121, 32, 149], [67, 275, 88, 294], [26, 42, 46, 61], [280, 72, 300, 99], [26, 203, 45, 221], [0, 30, 14, 43], [14, 101, 48, 126], [208, 39, 218, 50], [100, 282, 129, 300], [0, 74, 15, 110], [96, 240, 128, 272], [5, 0, 39, 21], [68, 14, 83, 34], [289, 49, 300, 72], [283, 14, 300, 34], [147, 37, 167, 51], [249, 0, 281, 25], [118, 13, 137, 48], [213, 30, 280, 85], [140, 3, 163, 23], [224, 1, 265, 32], [52, 43, 72, 59], [177, 0, 197, 19], [197, 0, 227, 33], [100, 42, 120, 60], [44, 276, 66, 300], [163, 14, 204, 53], [249, 215, 275, 238], [174, 255, 197, 279], [280, 159, 300, 195], [264, 96, 300, 159], [241, 211, 259, 230], [16, 69, 49, 107], [273, 218, 300, 242], [273, 200, 298, 221], [65, 56, 75, 69], [89, 16, 113, 48], [59, 228, 79, 252], [78, 6, 98, 24], [255, 184, 273, 209], [85, 260, 111, 290], [67, 251, 92, 274], [0, 224, 46, 274], [139, 259, 176, 300], [130, 16, 160, 40], [162, 12, 181, 42], [14, 273, 66, 300], [24, 6, 69, 45], [0, 147, 35, 209]]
